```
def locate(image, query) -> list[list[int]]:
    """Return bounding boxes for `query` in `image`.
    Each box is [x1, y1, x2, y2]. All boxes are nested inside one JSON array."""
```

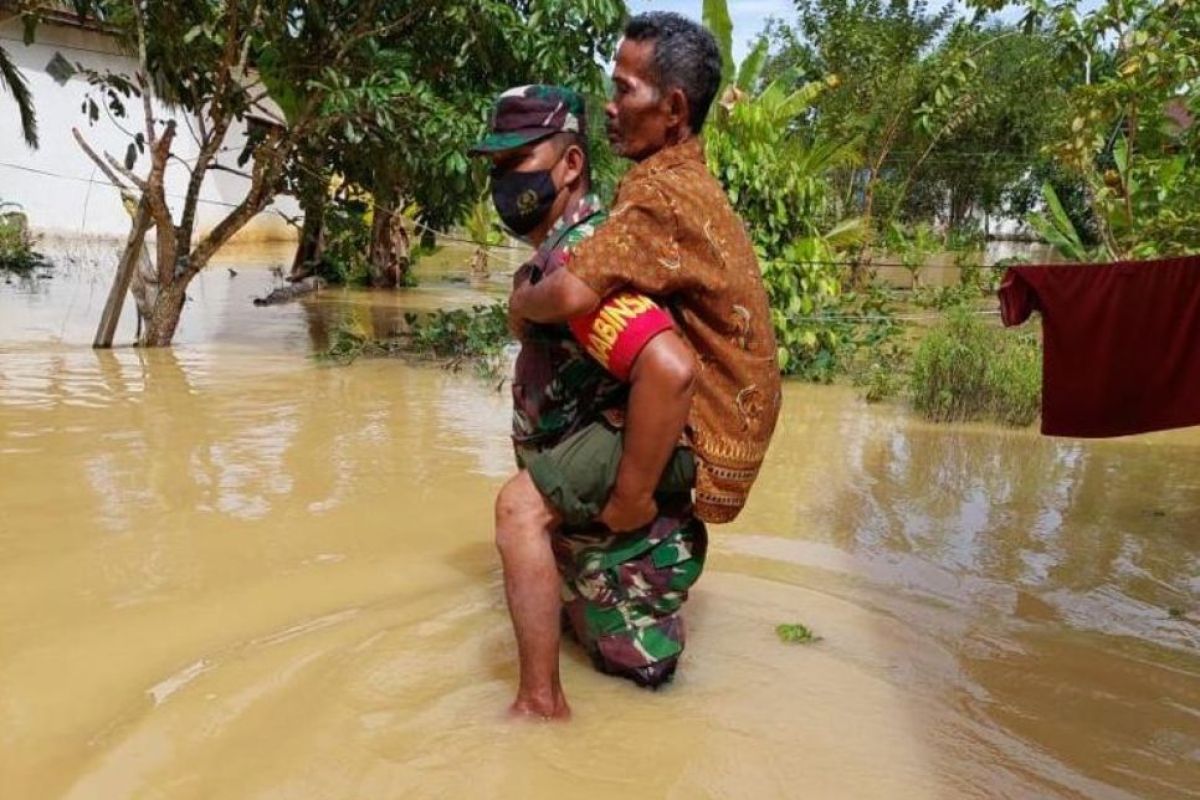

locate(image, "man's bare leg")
[[494, 470, 570, 719]]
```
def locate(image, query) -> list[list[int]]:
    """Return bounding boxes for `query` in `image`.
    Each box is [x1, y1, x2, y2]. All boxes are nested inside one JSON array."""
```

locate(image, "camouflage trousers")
[[553, 508, 707, 689]]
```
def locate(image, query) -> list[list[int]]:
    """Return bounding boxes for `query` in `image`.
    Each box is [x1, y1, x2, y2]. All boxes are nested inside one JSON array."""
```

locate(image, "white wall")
[[0, 19, 298, 241]]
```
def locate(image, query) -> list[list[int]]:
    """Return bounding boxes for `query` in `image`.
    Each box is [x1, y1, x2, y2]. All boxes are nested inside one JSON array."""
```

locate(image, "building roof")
[[0, 1, 114, 34]]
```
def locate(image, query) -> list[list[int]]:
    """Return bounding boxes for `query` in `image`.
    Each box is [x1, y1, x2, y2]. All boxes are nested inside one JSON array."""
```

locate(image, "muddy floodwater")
[[2, 242, 1198, 799]]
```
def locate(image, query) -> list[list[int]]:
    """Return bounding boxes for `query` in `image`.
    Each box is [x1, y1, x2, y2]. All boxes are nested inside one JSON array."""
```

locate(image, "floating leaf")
[[776, 623, 822, 644]]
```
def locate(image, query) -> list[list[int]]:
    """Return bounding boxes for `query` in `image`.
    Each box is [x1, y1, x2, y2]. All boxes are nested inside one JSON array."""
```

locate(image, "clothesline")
[[780, 309, 1002, 323], [5, 158, 1194, 275]]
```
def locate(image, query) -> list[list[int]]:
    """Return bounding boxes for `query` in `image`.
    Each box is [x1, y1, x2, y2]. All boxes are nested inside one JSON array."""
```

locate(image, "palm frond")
[[0, 45, 38, 148]]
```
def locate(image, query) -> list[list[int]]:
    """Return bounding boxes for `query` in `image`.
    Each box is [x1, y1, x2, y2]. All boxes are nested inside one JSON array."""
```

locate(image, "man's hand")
[[599, 488, 658, 533], [516, 268, 601, 323]]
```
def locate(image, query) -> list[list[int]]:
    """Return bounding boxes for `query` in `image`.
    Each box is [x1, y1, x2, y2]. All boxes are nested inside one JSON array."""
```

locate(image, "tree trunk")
[[130, 238, 158, 323], [93, 202, 152, 348], [949, 190, 972, 231], [368, 200, 410, 288], [142, 283, 188, 347], [470, 247, 489, 279], [290, 186, 327, 280], [253, 276, 324, 306]]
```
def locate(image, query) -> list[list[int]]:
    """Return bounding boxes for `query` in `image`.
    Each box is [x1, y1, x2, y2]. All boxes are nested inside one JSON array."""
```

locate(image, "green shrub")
[[911, 283, 982, 311], [853, 340, 909, 403], [403, 303, 509, 375], [318, 319, 371, 364], [318, 201, 372, 286], [0, 205, 44, 274], [987, 329, 1042, 426], [909, 308, 1041, 426]]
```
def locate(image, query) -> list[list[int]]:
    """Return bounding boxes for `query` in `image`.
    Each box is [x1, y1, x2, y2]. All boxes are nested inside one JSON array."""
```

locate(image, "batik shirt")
[[565, 138, 783, 523], [511, 194, 627, 447]]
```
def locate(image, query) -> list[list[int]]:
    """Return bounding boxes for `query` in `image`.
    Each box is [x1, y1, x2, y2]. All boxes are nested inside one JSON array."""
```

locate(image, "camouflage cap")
[[469, 84, 586, 155]]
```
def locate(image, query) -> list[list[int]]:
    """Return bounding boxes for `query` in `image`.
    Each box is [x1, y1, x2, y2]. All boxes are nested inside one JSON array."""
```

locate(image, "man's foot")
[[508, 690, 571, 721]]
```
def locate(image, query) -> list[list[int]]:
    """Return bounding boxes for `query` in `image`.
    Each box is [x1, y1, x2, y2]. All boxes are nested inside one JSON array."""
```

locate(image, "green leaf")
[[737, 37, 769, 93], [702, 0, 735, 90], [1112, 134, 1129, 181], [1028, 183, 1092, 262], [1, 44, 38, 147], [776, 623, 821, 644]]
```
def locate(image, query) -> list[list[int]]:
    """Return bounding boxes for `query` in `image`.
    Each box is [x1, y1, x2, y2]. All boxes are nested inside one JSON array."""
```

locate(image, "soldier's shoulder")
[[558, 212, 606, 250]]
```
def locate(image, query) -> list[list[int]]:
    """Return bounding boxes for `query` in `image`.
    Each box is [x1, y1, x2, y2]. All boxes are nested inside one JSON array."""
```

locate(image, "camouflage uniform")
[[509, 181, 707, 689]]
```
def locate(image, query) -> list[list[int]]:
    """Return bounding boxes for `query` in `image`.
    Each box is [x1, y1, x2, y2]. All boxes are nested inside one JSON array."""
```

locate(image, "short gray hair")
[[623, 12, 723, 133]]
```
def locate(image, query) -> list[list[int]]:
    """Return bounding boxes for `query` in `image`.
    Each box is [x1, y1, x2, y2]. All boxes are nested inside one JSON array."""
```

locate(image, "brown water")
[[2, 244, 1198, 799]]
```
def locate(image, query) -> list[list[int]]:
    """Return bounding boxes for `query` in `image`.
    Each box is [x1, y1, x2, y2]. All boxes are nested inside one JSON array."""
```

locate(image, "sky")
[[628, 0, 794, 63], [627, 0, 1106, 64]]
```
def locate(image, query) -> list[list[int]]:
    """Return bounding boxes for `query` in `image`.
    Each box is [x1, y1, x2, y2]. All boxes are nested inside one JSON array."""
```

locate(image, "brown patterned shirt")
[[566, 138, 782, 523]]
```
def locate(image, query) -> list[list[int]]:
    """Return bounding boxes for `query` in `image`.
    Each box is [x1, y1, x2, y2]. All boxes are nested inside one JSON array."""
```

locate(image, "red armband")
[[568, 290, 675, 381]]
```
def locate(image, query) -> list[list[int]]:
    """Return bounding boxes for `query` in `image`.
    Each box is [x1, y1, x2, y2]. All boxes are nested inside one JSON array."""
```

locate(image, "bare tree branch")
[[178, 115, 229, 250], [209, 162, 253, 180], [145, 120, 178, 285], [169, 153, 195, 174], [190, 130, 286, 274], [129, 0, 155, 147], [72, 127, 134, 194], [181, 110, 203, 148], [104, 151, 148, 190]]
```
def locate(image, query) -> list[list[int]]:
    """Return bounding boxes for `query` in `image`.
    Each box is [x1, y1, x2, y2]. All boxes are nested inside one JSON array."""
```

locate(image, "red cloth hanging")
[[999, 255, 1200, 438]]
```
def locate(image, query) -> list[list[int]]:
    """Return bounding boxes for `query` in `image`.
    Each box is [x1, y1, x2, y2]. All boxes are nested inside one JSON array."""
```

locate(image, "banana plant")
[[703, 0, 769, 99], [1027, 182, 1112, 262], [464, 190, 504, 278]]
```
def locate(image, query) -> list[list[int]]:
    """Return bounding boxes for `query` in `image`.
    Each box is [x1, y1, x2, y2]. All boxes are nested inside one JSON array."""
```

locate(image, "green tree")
[[763, 0, 957, 226], [972, 0, 1199, 257], [308, 1, 625, 287], [67, 0, 625, 346], [899, 23, 1065, 230]]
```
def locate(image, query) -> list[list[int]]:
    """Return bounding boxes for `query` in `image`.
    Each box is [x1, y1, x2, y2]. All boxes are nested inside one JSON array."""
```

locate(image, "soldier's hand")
[[507, 301, 528, 339], [599, 490, 657, 533]]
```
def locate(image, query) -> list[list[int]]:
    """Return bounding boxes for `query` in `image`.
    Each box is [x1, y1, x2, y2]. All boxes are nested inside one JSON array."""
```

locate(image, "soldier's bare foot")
[[508, 690, 571, 721]]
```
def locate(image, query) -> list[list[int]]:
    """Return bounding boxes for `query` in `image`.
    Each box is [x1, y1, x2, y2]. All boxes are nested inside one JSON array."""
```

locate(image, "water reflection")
[[732, 393, 1199, 651]]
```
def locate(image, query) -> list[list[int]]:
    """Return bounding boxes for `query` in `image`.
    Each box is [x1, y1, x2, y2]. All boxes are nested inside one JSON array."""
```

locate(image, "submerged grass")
[[909, 307, 1041, 427], [318, 303, 511, 378]]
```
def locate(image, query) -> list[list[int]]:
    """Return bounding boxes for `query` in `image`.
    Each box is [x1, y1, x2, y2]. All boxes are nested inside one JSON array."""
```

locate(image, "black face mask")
[[490, 165, 559, 239]]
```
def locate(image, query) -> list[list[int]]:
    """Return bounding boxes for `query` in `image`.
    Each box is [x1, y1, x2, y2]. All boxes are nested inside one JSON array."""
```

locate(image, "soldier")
[[471, 84, 705, 719]]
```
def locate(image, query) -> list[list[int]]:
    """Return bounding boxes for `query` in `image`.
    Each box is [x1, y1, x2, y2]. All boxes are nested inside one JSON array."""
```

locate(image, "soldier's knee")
[[494, 471, 547, 555], [591, 652, 680, 690]]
